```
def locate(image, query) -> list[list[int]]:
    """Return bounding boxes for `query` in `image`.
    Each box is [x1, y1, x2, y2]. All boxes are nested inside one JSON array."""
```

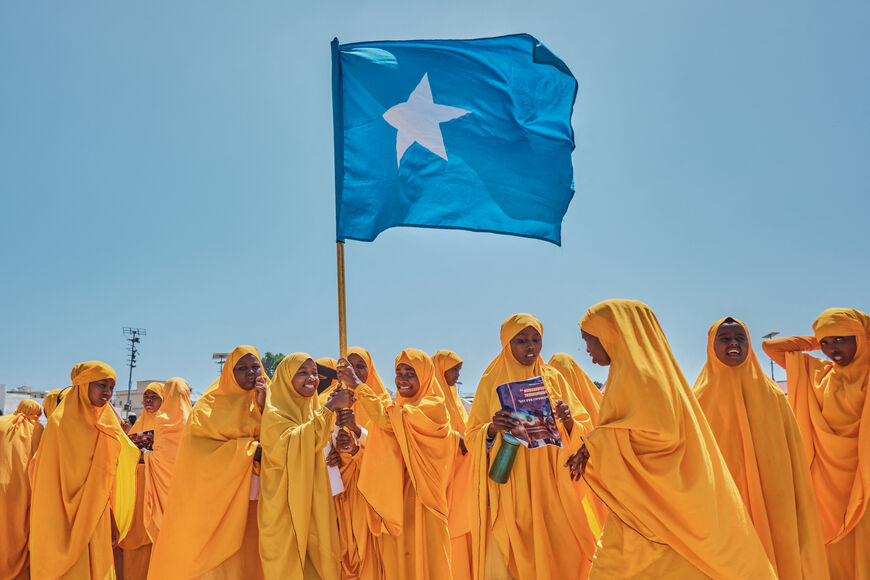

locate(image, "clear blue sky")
[[1, 1, 868, 398]]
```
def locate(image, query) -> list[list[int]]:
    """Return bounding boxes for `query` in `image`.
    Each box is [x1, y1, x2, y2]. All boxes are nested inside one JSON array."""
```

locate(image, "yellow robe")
[[120, 383, 164, 580], [259, 353, 340, 580], [320, 347, 391, 580], [694, 318, 828, 579], [0, 400, 43, 580], [29, 361, 139, 580], [432, 349, 472, 580], [147, 346, 265, 580], [579, 300, 775, 579], [466, 314, 600, 580], [548, 353, 604, 426], [356, 349, 457, 580], [763, 308, 870, 580]]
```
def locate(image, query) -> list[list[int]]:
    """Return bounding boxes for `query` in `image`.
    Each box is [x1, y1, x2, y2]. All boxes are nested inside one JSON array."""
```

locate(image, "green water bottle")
[[488, 433, 521, 484]]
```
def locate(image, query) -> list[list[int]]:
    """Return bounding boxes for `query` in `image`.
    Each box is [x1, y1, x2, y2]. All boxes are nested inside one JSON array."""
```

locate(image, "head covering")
[[694, 317, 827, 578], [29, 361, 139, 579], [0, 400, 44, 578], [129, 381, 165, 434], [548, 353, 603, 426], [465, 314, 600, 580], [142, 377, 192, 541], [579, 300, 774, 578], [42, 387, 70, 418], [787, 308, 870, 545], [147, 346, 266, 579], [320, 346, 392, 426], [316, 357, 338, 393], [432, 349, 468, 435], [259, 353, 339, 579]]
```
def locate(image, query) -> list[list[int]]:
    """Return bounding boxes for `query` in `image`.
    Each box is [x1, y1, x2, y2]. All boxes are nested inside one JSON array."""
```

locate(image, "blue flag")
[[332, 34, 578, 246]]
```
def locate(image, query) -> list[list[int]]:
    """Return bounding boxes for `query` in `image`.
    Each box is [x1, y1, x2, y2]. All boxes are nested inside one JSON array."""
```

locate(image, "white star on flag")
[[382, 73, 472, 166]]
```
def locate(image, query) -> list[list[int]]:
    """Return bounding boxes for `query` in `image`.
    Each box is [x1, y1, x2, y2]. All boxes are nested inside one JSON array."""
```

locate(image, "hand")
[[253, 376, 268, 412], [458, 436, 468, 455], [120, 418, 132, 434], [336, 359, 363, 389], [325, 388, 356, 411], [486, 409, 520, 440], [335, 430, 359, 455], [554, 399, 573, 436], [253, 442, 263, 463], [326, 446, 343, 467], [335, 408, 362, 437], [565, 444, 590, 481]]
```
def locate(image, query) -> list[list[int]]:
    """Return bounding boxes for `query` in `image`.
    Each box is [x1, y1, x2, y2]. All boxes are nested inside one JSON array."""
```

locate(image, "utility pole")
[[213, 352, 230, 372], [762, 331, 780, 382], [123, 327, 147, 412]]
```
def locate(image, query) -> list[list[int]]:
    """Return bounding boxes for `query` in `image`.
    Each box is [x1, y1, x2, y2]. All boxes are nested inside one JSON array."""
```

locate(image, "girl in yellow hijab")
[[29, 361, 140, 579], [339, 348, 457, 579], [466, 314, 600, 580], [323, 346, 391, 580], [259, 352, 354, 579], [432, 349, 473, 580], [0, 399, 43, 580], [548, 353, 604, 426], [763, 308, 870, 579], [573, 300, 775, 579], [694, 317, 828, 578], [141, 377, 191, 543], [147, 346, 267, 580], [119, 382, 164, 580], [42, 387, 70, 418]]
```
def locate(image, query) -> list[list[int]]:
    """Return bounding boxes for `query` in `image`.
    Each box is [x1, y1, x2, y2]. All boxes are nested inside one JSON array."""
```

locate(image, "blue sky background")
[[1, 1, 868, 398]]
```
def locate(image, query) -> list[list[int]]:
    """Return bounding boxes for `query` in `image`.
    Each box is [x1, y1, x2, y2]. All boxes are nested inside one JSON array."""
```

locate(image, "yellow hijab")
[[432, 349, 468, 436], [548, 352, 604, 426], [29, 361, 139, 579], [0, 400, 44, 579], [147, 346, 265, 579], [141, 377, 191, 542], [580, 300, 775, 579], [128, 382, 165, 434], [694, 318, 828, 578], [316, 356, 338, 393], [42, 387, 70, 418], [467, 314, 600, 580], [788, 308, 870, 543], [259, 352, 340, 579]]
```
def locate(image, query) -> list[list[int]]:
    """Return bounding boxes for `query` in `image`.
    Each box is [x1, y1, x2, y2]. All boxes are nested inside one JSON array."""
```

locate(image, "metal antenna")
[[762, 331, 780, 382], [123, 327, 147, 412]]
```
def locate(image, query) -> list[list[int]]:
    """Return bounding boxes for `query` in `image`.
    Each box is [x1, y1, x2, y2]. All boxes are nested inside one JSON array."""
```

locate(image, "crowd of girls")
[[0, 300, 866, 579]]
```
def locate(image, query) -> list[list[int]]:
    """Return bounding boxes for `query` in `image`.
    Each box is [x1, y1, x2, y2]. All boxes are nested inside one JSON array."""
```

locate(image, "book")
[[495, 376, 562, 449]]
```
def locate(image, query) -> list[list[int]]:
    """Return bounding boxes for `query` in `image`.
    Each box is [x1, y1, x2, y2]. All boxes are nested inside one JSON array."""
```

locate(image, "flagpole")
[[336, 241, 348, 358]]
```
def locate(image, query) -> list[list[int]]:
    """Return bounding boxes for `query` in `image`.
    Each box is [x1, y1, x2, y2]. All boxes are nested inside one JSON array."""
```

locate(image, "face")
[[291, 359, 320, 397], [713, 321, 749, 367], [444, 362, 462, 387], [510, 326, 542, 366], [347, 353, 369, 383], [87, 378, 115, 407], [819, 335, 858, 366], [395, 363, 421, 398], [142, 390, 163, 413], [581, 330, 611, 366], [233, 354, 262, 390]]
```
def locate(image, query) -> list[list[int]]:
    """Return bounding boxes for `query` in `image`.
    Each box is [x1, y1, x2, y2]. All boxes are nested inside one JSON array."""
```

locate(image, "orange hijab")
[[432, 349, 468, 436], [0, 400, 44, 579], [548, 352, 604, 426], [694, 318, 828, 578], [42, 388, 68, 418], [29, 361, 139, 579], [466, 314, 600, 580], [580, 300, 775, 578], [128, 382, 165, 435], [141, 377, 191, 541], [787, 308, 870, 543], [147, 346, 265, 579]]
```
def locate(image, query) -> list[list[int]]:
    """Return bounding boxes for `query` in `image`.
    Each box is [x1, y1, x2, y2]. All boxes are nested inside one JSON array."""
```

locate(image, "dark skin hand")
[[565, 444, 590, 481], [553, 399, 573, 436], [335, 408, 362, 437], [253, 443, 262, 463], [458, 436, 468, 455], [326, 446, 343, 468], [487, 409, 521, 440], [335, 429, 359, 455], [336, 359, 364, 389], [325, 388, 356, 412], [252, 376, 268, 412]]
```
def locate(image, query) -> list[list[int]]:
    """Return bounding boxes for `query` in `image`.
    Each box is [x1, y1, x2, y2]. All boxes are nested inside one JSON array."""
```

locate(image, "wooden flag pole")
[[336, 241, 348, 358]]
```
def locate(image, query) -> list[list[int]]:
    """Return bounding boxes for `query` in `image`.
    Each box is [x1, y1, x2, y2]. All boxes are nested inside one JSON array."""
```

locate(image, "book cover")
[[495, 376, 562, 449]]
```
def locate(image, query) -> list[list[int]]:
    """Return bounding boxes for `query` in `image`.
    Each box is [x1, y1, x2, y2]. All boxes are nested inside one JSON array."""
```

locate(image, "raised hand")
[[335, 429, 359, 455], [325, 387, 356, 411], [335, 408, 362, 438], [336, 359, 363, 389], [565, 444, 590, 481], [486, 409, 520, 440], [554, 399, 573, 435], [253, 376, 268, 412]]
